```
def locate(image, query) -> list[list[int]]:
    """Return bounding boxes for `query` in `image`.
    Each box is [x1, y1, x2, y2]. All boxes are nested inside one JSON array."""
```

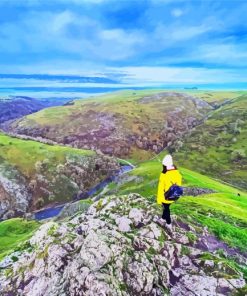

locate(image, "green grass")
[[173, 202, 247, 251], [117, 156, 246, 196], [0, 133, 94, 178], [0, 218, 40, 261], [116, 157, 247, 250]]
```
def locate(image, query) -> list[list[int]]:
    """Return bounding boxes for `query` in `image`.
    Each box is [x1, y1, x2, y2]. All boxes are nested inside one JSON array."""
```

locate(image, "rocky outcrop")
[[0, 193, 245, 295], [0, 164, 31, 220], [0, 154, 120, 220], [183, 187, 216, 196]]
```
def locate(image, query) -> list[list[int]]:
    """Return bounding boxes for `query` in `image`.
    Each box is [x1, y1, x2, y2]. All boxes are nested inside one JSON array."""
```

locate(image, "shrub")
[[230, 149, 246, 162]]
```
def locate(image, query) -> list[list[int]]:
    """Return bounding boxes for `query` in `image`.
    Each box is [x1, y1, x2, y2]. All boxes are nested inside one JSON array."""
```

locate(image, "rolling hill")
[[0, 166, 246, 295], [7, 90, 213, 160], [172, 94, 247, 189], [7, 89, 247, 189]]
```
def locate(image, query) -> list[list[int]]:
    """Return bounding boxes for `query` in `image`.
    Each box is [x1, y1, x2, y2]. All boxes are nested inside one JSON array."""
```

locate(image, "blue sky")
[[0, 0, 247, 86]]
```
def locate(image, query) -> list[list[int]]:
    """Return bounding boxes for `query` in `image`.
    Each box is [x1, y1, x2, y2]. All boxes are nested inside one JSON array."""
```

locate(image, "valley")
[[0, 133, 120, 219], [0, 89, 246, 295], [5, 89, 247, 189], [1, 1, 246, 294], [0, 96, 72, 125]]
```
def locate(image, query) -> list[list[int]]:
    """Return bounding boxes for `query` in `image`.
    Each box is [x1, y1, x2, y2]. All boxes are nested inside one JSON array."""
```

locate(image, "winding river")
[[34, 164, 133, 220]]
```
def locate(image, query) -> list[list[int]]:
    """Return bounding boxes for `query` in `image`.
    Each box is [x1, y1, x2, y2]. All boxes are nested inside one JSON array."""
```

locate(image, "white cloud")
[[171, 24, 212, 40], [115, 66, 247, 85], [197, 42, 247, 64], [171, 8, 184, 17], [52, 11, 74, 33], [1, 63, 247, 86]]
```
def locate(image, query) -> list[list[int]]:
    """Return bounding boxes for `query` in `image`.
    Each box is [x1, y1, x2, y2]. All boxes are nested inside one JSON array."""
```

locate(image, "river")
[[34, 164, 133, 220]]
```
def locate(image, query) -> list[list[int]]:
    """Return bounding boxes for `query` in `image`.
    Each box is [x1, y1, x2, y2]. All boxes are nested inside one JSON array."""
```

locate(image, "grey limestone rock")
[[0, 193, 245, 296]]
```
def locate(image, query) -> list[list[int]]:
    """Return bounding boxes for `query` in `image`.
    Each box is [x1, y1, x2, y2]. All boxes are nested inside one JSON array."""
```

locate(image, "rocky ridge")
[[0, 193, 246, 295]]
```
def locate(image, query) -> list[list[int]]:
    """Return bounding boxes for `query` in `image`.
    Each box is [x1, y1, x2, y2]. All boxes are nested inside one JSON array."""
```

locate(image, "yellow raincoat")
[[157, 169, 182, 205]]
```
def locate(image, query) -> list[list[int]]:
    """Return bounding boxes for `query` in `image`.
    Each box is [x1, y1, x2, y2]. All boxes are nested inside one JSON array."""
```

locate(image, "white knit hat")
[[162, 154, 174, 170]]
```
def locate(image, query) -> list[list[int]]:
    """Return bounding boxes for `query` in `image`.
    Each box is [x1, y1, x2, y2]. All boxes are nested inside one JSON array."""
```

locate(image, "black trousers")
[[162, 203, 171, 224]]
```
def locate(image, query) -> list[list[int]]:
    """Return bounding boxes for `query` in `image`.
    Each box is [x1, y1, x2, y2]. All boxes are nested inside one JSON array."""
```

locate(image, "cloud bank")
[[0, 0, 247, 86]]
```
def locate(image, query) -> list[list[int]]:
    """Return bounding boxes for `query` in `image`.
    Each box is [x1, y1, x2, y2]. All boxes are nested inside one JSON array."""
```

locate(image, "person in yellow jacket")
[[157, 154, 182, 224]]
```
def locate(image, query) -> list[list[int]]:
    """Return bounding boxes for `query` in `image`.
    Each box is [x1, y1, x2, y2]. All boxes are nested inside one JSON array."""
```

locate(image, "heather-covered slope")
[[8, 90, 213, 160], [0, 133, 120, 219]]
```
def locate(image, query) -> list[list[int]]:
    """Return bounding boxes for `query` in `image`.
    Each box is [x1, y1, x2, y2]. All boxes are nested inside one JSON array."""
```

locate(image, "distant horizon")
[[0, 82, 247, 101]]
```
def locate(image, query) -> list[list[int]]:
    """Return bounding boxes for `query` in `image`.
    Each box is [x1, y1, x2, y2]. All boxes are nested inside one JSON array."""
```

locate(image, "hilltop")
[[0, 133, 120, 219], [100, 155, 247, 251], [0, 193, 246, 295]]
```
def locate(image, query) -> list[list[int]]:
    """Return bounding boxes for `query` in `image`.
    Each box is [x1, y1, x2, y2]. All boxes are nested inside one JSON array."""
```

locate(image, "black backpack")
[[165, 184, 183, 201]]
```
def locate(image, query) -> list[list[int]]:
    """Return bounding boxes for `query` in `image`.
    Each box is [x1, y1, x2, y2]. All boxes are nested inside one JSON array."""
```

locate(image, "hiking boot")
[[164, 223, 174, 235], [153, 215, 166, 227]]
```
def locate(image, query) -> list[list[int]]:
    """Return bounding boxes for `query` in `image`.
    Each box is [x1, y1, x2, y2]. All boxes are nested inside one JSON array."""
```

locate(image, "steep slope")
[[0, 218, 40, 261], [172, 95, 247, 189], [0, 96, 71, 125], [0, 133, 120, 219], [0, 193, 246, 295], [8, 90, 213, 160]]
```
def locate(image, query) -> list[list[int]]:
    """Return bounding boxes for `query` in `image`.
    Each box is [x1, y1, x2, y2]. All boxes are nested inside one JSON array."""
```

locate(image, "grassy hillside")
[[0, 133, 120, 219], [0, 133, 94, 177], [8, 90, 213, 160], [181, 90, 244, 105], [112, 157, 247, 251], [0, 218, 40, 261], [7, 90, 247, 186], [172, 94, 247, 189]]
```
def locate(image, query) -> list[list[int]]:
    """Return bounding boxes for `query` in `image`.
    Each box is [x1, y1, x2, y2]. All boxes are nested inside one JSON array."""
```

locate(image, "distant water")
[[0, 86, 123, 100], [0, 84, 246, 100], [0, 86, 164, 100]]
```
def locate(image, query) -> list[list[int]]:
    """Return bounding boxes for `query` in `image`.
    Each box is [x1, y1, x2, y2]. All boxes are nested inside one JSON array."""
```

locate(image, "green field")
[[1, 89, 246, 261]]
